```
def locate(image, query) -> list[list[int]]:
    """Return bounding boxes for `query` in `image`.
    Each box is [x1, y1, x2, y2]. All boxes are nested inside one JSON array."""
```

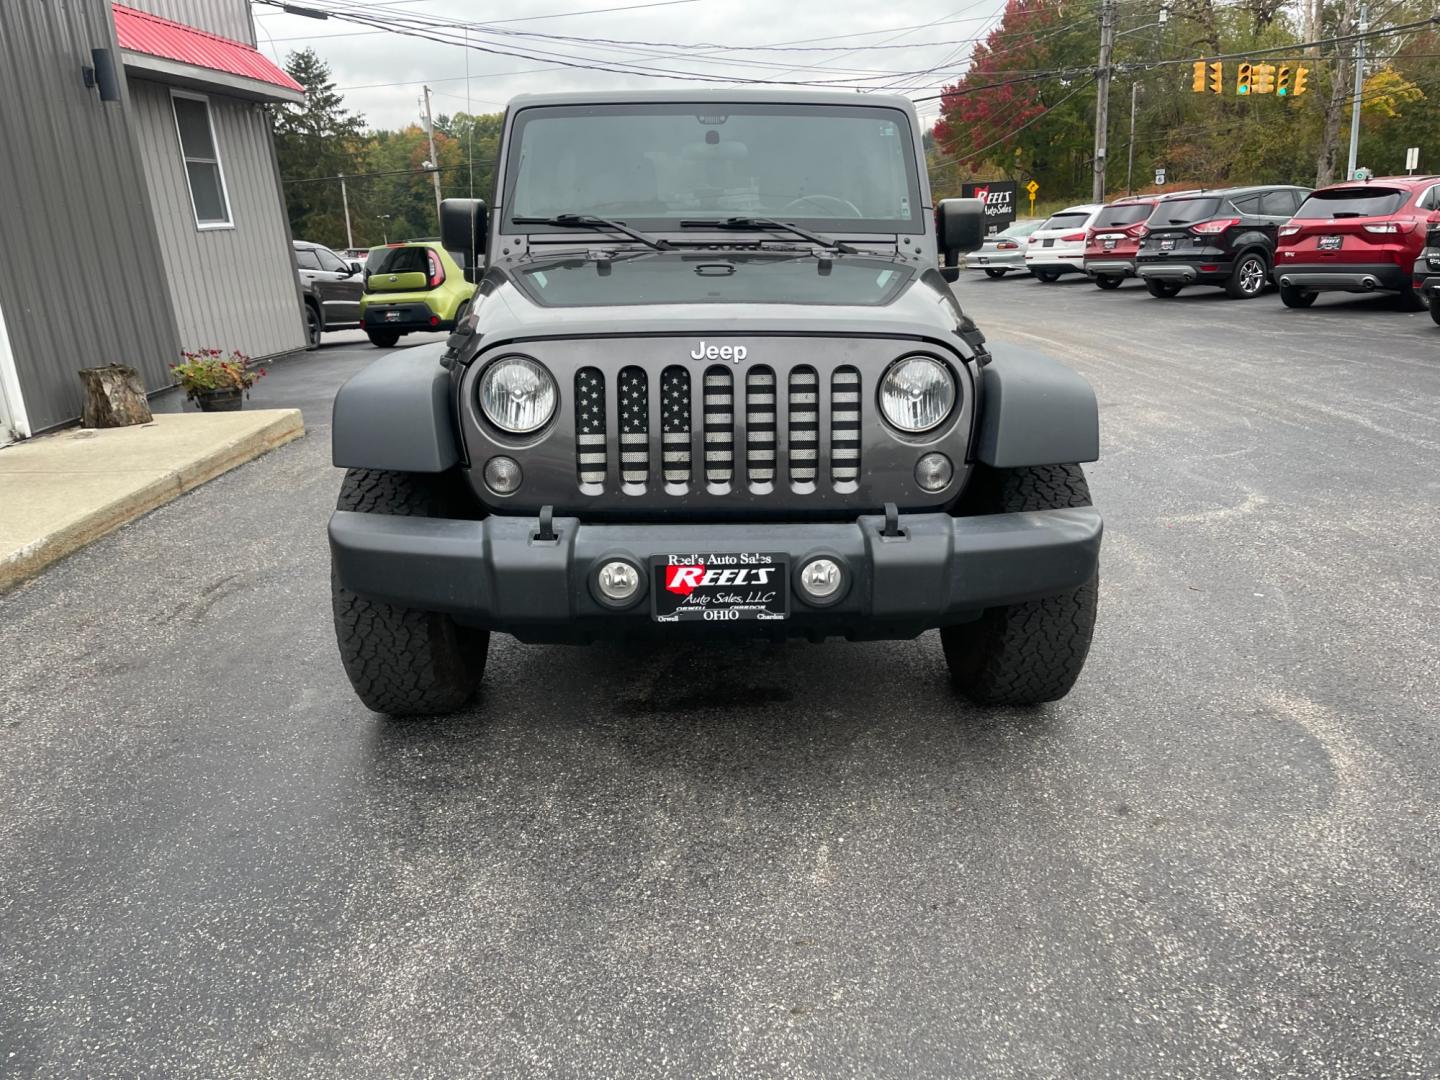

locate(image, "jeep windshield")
[[504, 103, 923, 236]]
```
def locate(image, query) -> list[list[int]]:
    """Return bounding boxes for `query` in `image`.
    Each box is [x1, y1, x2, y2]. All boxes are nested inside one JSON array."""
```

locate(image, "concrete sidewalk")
[[0, 410, 304, 592]]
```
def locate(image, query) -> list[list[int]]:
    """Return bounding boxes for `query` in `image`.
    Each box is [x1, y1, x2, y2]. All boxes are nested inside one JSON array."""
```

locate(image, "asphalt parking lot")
[[3, 284, 1439, 1078]]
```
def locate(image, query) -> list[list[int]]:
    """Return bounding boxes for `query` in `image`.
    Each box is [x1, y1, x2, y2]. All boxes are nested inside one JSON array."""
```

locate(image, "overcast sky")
[[251, 0, 1008, 132]]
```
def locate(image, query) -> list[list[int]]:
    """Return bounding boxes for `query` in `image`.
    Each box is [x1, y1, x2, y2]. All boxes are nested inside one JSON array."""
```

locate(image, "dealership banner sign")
[[961, 180, 1018, 233]]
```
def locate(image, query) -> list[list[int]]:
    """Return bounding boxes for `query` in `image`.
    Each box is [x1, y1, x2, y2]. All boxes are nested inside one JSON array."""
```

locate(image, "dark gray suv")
[[326, 90, 1102, 717]]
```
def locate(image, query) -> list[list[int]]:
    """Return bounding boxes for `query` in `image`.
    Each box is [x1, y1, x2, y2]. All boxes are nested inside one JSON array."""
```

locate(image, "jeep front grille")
[[569, 360, 878, 494]]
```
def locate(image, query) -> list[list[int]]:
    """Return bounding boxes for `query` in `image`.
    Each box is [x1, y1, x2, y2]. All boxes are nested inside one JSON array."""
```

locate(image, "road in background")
[[3, 284, 1438, 1077]]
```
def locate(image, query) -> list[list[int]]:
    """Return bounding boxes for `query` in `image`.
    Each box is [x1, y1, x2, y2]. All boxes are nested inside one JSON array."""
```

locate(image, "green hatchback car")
[[359, 241, 476, 347]]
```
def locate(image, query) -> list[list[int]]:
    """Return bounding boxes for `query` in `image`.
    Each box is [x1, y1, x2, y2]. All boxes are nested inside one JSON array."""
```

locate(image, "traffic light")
[[1277, 65, 1292, 96], [1192, 61, 1206, 93], [1236, 63, 1252, 95], [1293, 66, 1310, 96], [1209, 62, 1224, 94], [1252, 63, 1275, 94]]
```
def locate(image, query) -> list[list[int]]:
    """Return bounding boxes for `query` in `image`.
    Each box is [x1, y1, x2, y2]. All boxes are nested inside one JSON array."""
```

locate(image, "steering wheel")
[[780, 194, 864, 218]]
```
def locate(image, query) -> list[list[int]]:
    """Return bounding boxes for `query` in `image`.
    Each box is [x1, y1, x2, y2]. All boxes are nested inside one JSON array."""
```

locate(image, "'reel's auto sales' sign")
[[961, 180, 1018, 233]]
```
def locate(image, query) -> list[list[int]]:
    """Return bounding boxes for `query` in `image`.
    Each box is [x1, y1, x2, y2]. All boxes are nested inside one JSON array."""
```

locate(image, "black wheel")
[[1034, 269, 1061, 283], [1396, 282, 1426, 312], [941, 464, 1098, 706], [1225, 251, 1268, 299], [1094, 275, 1123, 290], [1279, 284, 1317, 308], [332, 469, 488, 717], [366, 329, 401, 348], [1145, 278, 1182, 298], [983, 268, 1009, 279], [305, 303, 322, 350], [1430, 293, 1440, 327]]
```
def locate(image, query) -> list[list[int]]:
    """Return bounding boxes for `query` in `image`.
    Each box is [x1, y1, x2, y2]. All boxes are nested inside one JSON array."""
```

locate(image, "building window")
[[170, 92, 232, 229]]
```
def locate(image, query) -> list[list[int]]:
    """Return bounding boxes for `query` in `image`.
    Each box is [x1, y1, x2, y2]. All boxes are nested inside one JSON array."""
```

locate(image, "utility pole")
[[1345, 4, 1367, 180], [422, 85, 443, 231], [1125, 81, 1139, 195], [339, 173, 354, 250], [1092, 0, 1116, 204]]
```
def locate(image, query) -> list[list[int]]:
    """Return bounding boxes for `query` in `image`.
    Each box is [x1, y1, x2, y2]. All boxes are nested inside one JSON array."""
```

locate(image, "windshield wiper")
[[680, 217, 859, 254], [512, 213, 672, 251]]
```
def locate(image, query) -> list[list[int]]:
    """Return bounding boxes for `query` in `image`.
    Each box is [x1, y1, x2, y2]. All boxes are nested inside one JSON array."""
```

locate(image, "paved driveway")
[[3, 288, 1437, 1078]]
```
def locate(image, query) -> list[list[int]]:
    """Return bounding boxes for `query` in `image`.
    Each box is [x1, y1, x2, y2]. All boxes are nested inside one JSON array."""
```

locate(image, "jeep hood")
[[464, 251, 979, 352]]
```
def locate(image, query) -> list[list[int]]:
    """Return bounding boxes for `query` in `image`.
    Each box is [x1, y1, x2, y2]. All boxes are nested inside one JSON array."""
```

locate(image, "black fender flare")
[[974, 344, 1099, 468], [332, 344, 460, 472]]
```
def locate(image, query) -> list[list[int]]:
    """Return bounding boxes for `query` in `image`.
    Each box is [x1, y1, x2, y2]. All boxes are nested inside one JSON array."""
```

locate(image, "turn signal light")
[[1362, 222, 1401, 234], [1190, 218, 1240, 235], [996, 241, 1019, 250], [1279, 225, 1301, 236], [1126, 223, 1149, 238]]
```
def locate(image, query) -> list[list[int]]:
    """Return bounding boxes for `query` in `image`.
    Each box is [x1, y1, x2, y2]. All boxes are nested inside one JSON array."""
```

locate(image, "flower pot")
[[194, 389, 243, 413]]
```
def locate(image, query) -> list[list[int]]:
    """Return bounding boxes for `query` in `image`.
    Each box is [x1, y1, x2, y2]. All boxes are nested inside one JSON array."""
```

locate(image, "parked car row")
[[292, 239, 477, 348], [972, 175, 1440, 325]]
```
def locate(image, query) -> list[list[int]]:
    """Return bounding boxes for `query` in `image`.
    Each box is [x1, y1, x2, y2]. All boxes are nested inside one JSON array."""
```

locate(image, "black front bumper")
[[1274, 262, 1411, 293], [329, 508, 1103, 643], [362, 303, 453, 332]]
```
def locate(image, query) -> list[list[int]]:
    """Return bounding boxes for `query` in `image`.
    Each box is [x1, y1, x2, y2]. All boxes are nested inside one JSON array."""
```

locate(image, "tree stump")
[[78, 365, 153, 428]]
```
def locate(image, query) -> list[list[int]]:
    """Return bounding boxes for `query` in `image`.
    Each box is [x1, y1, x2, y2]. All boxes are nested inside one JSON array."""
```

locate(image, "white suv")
[[1024, 204, 1104, 281]]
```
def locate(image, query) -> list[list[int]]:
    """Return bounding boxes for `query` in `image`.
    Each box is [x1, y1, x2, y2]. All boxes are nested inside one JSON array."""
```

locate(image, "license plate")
[[1159, 239, 1176, 251], [1319, 235, 1342, 250], [1043, 238, 1055, 248], [1103, 237, 1118, 250], [383, 309, 401, 322], [652, 552, 789, 623]]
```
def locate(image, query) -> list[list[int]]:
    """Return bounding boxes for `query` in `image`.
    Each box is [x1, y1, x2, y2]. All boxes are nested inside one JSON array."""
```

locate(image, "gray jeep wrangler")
[[328, 90, 1102, 716]]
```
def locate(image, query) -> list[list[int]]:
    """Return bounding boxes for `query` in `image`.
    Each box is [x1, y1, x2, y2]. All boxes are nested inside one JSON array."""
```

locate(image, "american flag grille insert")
[[618, 367, 649, 483], [661, 366, 691, 483], [831, 366, 861, 484], [575, 367, 606, 485], [745, 366, 777, 485], [788, 366, 819, 484], [703, 366, 734, 484]]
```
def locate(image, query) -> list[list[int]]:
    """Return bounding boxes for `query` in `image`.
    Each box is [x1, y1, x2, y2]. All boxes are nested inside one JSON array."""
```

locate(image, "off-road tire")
[[1396, 282, 1426, 312], [1225, 251, 1268, 299], [1430, 293, 1440, 327], [1034, 268, 1062, 283], [942, 464, 1098, 706], [305, 303, 322, 350], [1145, 278, 1182, 298], [366, 329, 401, 348], [1094, 275, 1123, 290], [983, 268, 1009, 279], [332, 469, 488, 717], [1279, 284, 1317, 308]]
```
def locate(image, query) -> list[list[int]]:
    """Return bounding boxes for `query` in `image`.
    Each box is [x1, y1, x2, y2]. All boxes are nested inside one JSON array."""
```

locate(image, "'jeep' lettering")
[[689, 341, 748, 363]]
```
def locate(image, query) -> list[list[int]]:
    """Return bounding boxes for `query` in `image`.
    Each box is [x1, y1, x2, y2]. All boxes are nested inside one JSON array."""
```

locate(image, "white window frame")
[[169, 89, 234, 231]]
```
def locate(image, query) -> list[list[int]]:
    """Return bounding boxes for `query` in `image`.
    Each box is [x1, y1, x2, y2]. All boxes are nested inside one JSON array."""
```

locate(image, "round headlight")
[[480, 356, 557, 434], [879, 356, 955, 433]]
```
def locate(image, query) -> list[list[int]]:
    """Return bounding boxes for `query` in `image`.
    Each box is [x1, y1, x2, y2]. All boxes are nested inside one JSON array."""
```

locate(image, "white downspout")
[[0, 300, 31, 446]]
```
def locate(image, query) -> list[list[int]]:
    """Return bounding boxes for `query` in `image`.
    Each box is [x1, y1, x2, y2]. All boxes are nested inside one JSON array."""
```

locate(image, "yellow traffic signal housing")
[[1236, 63, 1253, 95], [1192, 61, 1207, 92], [1252, 63, 1276, 94], [1293, 66, 1310, 96], [1209, 62, 1224, 94], [1277, 65, 1292, 95]]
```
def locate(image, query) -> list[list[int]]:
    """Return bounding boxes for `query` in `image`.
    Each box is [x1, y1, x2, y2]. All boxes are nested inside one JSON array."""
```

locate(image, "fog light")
[[915, 452, 953, 492], [484, 455, 522, 494], [799, 557, 843, 601], [597, 560, 640, 603]]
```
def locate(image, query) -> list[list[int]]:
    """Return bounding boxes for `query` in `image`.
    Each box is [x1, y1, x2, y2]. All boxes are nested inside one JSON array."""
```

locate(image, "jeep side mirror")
[[936, 198, 986, 263], [440, 198, 487, 282]]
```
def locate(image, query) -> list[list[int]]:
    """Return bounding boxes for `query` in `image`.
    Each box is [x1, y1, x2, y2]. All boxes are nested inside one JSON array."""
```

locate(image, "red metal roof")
[[112, 4, 304, 95]]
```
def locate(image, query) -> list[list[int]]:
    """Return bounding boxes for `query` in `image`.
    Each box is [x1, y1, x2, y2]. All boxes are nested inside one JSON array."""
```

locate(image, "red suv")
[[1274, 176, 1440, 309], [1084, 191, 1203, 289]]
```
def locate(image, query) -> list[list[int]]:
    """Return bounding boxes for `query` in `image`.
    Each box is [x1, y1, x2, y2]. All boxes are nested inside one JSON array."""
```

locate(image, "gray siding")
[[122, 0, 256, 45], [129, 78, 306, 360], [0, 0, 180, 433]]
